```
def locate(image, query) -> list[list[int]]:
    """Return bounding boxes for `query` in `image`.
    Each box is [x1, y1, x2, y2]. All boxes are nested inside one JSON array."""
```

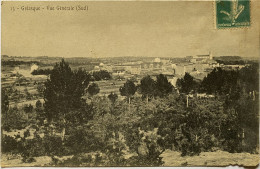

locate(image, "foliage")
[[43, 59, 92, 141], [200, 67, 239, 94], [65, 126, 106, 154], [23, 104, 33, 114], [87, 83, 100, 96], [138, 75, 156, 101], [35, 100, 45, 126], [51, 152, 106, 167], [119, 80, 137, 103], [1, 88, 9, 115], [2, 60, 259, 166], [93, 70, 111, 81], [31, 68, 52, 75], [239, 63, 259, 92], [1, 135, 19, 153], [1, 60, 39, 67], [37, 83, 45, 97], [108, 92, 118, 105], [176, 73, 198, 94], [214, 56, 244, 65], [155, 74, 173, 97], [2, 106, 28, 131]]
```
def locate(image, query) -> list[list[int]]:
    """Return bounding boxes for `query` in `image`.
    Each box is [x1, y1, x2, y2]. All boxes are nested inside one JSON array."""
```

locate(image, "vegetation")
[[214, 56, 244, 65], [1, 60, 39, 67], [92, 70, 111, 81], [87, 83, 100, 96], [31, 68, 52, 75], [1, 59, 259, 166], [155, 74, 173, 97], [176, 73, 198, 94], [44, 59, 92, 142], [119, 80, 137, 104], [138, 75, 156, 102]]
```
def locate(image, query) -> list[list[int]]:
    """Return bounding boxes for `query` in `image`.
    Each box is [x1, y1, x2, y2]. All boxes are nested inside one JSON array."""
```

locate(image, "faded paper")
[[1, 0, 260, 167]]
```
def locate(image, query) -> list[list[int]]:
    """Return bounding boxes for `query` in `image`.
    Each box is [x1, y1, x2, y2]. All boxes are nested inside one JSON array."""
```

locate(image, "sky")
[[1, 1, 260, 58]]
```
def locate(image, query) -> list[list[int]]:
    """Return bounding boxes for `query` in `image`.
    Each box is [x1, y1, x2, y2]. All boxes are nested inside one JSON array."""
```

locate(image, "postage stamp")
[[216, 0, 250, 29]]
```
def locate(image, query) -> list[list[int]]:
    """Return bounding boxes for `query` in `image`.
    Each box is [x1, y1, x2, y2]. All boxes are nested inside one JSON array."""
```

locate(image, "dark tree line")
[[176, 64, 259, 96], [31, 69, 52, 75], [119, 74, 174, 104], [92, 70, 111, 81], [2, 60, 40, 67], [176, 73, 198, 94]]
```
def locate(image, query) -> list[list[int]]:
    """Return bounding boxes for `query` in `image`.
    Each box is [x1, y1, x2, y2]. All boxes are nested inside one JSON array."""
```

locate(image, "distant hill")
[[214, 56, 258, 65], [214, 56, 242, 61]]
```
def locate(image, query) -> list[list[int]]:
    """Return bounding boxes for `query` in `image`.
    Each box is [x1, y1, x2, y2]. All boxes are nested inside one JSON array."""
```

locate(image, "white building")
[[168, 77, 178, 87], [30, 64, 39, 73], [154, 58, 161, 63]]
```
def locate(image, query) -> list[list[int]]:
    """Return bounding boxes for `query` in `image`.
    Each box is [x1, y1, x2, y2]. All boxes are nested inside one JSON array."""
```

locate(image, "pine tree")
[[155, 74, 173, 97], [119, 80, 137, 105], [139, 75, 156, 103], [87, 82, 100, 97], [44, 59, 91, 141]]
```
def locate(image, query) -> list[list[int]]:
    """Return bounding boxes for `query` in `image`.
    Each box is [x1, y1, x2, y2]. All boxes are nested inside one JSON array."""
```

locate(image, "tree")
[[44, 59, 91, 141], [2, 106, 28, 131], [93, 70, 111, 81], [176, 73, 197, 94], [1, 89, 9, 119], [155, 74, 173, 97], [37, 83, 45, 97], [139, 75, 156, 103], [200, 68, 239, 95], [24, 104, 33, 114], [35, 100, 45, 126], [31, 68, 52, 75], [119, 80, 137, 104], [24, 88, 32, 100], [108, 92, 118, 105], [15, 73, 27, 98], [108, 92, 118, 117], [87, 83, 100, 96]]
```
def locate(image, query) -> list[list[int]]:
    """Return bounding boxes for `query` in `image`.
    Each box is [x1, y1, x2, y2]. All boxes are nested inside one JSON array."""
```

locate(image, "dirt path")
[[160, 149, 260, 167]]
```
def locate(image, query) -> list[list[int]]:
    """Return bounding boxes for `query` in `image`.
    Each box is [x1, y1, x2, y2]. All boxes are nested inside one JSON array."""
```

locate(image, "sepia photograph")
[[1, 0, 260, 167]]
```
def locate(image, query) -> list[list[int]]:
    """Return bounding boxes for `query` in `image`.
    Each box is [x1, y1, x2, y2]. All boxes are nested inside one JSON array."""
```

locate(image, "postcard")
[[1, 0, 259, 167]]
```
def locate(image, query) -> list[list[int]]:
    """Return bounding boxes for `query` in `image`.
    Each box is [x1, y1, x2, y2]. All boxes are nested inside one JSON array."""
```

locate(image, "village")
[[2, 53, 259, 167], [1, 52, 249, 109]]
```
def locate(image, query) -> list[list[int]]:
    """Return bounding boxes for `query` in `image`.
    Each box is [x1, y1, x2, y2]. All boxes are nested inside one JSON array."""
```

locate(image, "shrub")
[[42, 135, 64, 156], [2, 106, 28, 130], [1, 135, 19, 153], [51, 153, 106, 167]]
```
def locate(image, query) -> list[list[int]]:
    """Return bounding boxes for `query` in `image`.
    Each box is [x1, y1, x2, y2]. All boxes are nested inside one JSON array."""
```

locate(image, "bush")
[[65, 126, 106, 154], [124, 125, 164, 166], [93, 70, 111, 81], [31, 69, 52, 75], [1, 135, 19, 153], [42, 135, 64, 156], [2, 106, 28, 130]]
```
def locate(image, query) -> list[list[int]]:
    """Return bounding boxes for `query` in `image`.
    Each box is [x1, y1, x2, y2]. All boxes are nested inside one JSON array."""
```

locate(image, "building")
[[30, 64, 39, 73], [130, 65, 141, 75], [168, 77, 178, 87], [193, 51, 213, 60], [154, 57, 161, 63], [112, 66, 125, 76]]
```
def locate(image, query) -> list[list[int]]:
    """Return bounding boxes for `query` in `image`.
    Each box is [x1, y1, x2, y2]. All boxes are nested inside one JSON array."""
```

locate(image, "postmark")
[[216, 0, 250, 29]]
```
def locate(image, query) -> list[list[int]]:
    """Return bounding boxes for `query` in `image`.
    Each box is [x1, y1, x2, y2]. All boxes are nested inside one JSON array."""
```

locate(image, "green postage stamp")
[[216, 0, 250, 28]]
